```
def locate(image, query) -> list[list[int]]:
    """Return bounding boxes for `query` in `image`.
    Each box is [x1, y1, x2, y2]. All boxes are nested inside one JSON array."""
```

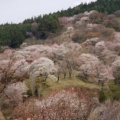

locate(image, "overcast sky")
[[0, 0, 96, 24]]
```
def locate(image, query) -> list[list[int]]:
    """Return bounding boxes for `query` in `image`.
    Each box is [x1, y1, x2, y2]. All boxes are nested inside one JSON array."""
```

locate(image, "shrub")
[[72, 31, 85, 43], [112, 91, 120, 101], [99, 90, 107, 102], [113, 70, 120, 85], [109, 83, 120, 101]]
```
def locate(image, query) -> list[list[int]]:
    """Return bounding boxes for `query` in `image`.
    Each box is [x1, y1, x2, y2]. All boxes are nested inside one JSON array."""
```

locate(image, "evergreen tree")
[[0, 24, 25, 48]]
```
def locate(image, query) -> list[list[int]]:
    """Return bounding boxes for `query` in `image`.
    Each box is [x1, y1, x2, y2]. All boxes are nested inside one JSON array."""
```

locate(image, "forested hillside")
[[0, 0, 120, 119], [56, 0, 120, 17], [0, 0, 120, 48], [0, 14, 60, 48]]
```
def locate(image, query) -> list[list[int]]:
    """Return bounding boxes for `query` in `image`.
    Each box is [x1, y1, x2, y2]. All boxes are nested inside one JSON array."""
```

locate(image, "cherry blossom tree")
[[76, 53, 114, 84], [29, 57, 57, 96], [112, 57, 120, 84]]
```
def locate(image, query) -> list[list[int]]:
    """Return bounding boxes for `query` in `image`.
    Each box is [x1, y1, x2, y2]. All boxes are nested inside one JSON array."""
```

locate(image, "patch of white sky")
[[0, 0, 96, 24]]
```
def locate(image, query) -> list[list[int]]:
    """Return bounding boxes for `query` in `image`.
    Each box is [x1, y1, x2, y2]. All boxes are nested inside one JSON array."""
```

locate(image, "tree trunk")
[[64, 73, 66, 79], [56, 75, 60, 82], [69, 71, 72, 79]]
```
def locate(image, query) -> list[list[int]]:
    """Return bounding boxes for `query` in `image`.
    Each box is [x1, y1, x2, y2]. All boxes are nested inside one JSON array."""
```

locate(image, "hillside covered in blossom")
[[0, 3, 120, 120]]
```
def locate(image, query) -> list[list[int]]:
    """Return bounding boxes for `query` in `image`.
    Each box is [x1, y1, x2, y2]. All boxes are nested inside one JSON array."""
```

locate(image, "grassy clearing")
[[103, 82, 120, 101], [26, 75, 100, 98], [47, 77, 100, 90]]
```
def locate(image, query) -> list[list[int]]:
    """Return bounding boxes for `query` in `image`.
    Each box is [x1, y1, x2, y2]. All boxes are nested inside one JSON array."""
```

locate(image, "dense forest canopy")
[[0, 0, 120, 48], [56, 0, 120, 17]]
